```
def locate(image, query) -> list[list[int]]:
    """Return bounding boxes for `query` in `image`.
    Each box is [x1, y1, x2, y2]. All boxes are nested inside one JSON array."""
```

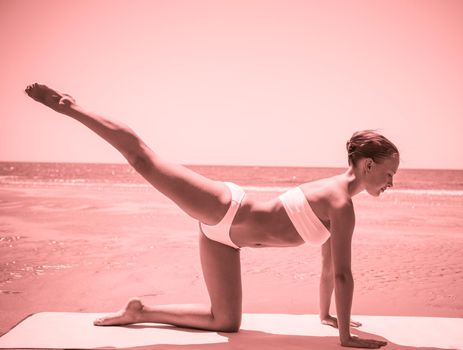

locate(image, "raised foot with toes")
[[25, 83, 75, 112]]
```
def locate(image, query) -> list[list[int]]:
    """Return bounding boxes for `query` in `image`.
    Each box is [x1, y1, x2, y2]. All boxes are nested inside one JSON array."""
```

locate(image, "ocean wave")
[[381, 189, 463, 197], [242, 186, 463, 196], [1, 178, 463, 197]]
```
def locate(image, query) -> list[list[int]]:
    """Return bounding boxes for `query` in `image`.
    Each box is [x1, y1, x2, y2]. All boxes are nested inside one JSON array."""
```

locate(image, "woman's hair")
[[346, 130, 399, 166]]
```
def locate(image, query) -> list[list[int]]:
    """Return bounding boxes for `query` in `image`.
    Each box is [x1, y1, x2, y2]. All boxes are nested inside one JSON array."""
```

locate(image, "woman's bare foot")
[[25, 83, 75, 112], [94, 298, 145, 326]]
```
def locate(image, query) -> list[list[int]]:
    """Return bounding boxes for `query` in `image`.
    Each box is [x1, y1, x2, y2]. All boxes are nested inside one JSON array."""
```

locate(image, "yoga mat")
[[0, 313, 461, 350]]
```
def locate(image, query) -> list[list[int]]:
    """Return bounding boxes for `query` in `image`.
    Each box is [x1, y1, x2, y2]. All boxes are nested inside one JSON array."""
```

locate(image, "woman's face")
[[364, 155, 400, 197]]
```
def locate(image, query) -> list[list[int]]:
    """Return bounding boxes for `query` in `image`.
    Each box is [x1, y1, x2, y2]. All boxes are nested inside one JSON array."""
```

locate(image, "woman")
[[25, 83, 396, 348]]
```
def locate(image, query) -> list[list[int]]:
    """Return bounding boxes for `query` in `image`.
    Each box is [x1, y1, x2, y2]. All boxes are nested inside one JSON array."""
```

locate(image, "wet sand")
[[1, 183, 462, 337]]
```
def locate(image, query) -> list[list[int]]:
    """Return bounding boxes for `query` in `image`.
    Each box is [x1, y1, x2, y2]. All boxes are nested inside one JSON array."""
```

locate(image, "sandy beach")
[[1, 182, 462, 339]]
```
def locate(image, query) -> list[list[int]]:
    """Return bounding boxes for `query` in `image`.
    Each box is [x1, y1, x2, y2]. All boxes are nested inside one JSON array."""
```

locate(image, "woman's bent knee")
[[214, 314, 241, 333], [217, 320, 241, 333]]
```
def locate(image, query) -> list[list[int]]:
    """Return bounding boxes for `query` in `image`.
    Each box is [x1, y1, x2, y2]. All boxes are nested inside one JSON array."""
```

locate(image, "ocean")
[[1, 161, 462, 321], [1, 161, 463, 196]]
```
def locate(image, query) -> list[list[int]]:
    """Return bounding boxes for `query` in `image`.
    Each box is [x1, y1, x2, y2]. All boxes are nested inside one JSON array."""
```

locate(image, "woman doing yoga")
[[25, 83, 398, 348]]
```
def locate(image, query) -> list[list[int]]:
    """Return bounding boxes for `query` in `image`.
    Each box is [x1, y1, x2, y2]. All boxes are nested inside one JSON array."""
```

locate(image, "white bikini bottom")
[[199, 182, 245, 250]]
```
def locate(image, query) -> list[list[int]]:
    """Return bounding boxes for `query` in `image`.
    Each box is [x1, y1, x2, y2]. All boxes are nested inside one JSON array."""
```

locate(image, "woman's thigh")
[[199, 227, 242, 328], [134, 152, 232, 225]]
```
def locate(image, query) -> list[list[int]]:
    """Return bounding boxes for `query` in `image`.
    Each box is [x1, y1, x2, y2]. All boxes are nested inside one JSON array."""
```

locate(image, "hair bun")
[[346, 140, 355, 154], [346, 130, 399, 166]]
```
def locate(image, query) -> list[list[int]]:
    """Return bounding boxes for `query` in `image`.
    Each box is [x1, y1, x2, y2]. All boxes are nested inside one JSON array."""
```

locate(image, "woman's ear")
[[364, 158, 374, 174]]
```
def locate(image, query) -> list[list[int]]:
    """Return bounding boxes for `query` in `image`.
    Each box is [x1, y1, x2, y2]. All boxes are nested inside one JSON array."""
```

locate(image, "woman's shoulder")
[[301, 177, 355, 232], [299, 176, 353, 211]]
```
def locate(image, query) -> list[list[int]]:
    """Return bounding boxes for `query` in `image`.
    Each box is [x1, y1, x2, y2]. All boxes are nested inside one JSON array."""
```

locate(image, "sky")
[[1, 0, 462, 169]]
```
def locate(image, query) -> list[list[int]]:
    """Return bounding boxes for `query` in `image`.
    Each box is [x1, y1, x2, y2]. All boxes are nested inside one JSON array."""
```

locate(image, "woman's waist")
[[231, 226, 304, 248], [230, 197, 304, 247]]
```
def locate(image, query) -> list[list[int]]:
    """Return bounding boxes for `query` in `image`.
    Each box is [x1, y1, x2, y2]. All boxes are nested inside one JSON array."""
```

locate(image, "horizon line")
[[0, 160, 462, 172]]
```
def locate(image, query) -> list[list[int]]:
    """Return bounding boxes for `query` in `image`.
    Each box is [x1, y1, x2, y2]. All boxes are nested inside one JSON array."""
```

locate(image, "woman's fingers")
[[342, 336, 387, 348], [362, 338, 387, 348]]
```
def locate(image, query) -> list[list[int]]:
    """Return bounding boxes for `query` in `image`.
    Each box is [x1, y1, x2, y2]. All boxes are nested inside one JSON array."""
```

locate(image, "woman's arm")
[[320, 239, 334, 322], [329, 203, 355, 343], [329, 202, 386, 348], [320, 238, 362, 328]]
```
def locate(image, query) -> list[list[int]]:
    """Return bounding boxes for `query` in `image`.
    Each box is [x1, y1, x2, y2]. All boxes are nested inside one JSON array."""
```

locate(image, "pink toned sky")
[[1, 0, 462, 169]]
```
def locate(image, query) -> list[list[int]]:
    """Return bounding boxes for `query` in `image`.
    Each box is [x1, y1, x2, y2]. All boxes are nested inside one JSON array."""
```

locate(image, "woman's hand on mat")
[[321, 315, 362, 328], [341, 335, 387, 348]]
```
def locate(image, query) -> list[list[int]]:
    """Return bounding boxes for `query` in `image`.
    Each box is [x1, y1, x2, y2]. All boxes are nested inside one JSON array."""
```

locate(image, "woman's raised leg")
[[94, 228, 242, 332], [25, 83, 232, 225], [26, 84, 243, 331], [130, 151, 232, 225]]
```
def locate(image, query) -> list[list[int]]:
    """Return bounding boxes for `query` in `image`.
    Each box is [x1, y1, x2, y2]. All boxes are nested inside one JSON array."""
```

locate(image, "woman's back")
[[231, 174, 351, 248]]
